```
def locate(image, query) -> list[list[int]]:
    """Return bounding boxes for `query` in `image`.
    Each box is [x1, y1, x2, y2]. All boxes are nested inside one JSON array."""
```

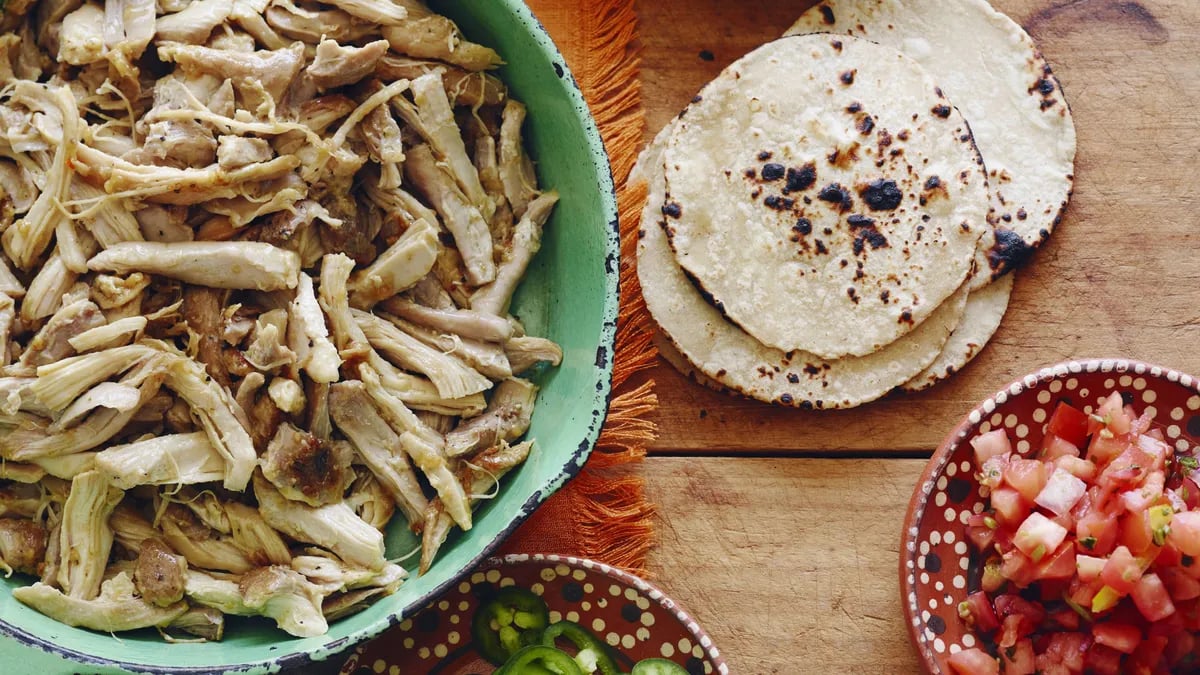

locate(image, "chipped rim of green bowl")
[[0, 1, 619, 672]]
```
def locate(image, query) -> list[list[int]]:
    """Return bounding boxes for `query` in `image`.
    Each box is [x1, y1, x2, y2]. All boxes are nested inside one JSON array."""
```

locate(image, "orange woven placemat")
[[498, 0, 659, 573]]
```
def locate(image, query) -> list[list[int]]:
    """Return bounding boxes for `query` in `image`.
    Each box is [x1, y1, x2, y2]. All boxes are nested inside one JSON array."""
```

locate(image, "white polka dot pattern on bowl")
[[901, 359, 1200, 674], [341, 554, 727, 675]]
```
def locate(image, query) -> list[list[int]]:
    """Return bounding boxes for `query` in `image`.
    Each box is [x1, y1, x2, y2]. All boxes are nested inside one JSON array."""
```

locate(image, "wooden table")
[[630, 0, 1200, 671]]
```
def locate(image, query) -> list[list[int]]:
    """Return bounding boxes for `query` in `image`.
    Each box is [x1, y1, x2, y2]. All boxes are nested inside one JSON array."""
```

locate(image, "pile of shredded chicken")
[[0, 0, 562, 640]]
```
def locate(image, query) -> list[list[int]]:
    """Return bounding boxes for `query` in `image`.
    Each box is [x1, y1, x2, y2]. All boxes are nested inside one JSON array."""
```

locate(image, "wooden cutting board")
[[635, 0, 1200, 455]]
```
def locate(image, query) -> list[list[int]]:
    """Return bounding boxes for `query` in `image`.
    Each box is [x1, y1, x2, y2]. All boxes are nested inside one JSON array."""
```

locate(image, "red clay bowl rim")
[[343, 553, 730, 674], [898, 357, 1200, 673]]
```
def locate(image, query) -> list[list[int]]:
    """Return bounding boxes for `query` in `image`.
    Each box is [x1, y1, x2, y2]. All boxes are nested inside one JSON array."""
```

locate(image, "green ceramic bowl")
[[0, 2, 618, 672]]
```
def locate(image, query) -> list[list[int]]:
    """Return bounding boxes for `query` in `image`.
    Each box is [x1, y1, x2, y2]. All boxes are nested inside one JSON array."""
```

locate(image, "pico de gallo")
[[950, 392, 1200, 674]]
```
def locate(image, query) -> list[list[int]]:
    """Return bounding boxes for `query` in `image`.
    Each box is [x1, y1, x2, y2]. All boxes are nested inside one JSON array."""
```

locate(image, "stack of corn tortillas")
[[633, 0, 1075, 409]]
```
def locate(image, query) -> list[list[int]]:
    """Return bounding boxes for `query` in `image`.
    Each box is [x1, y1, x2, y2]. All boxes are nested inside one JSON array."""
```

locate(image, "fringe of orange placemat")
[[502, 0, 658, 574]]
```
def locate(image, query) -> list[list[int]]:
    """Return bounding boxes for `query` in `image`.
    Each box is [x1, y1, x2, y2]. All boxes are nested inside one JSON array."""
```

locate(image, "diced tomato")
[[1005, 458, 1049, 503], [1068, 576, 1104, 610], [1056, 455, 1097, 482], [1183, 478, 1200, 510], [1014, 512, 1068, 560], [964, 390, 1200, 671], [972, 428, 1014, 466], [1127, 634, 1168, 675], [1121, 472, 1166, 515], [965, 513, 997, 551], [1159, 567, 1200, 601], [1132, 573, 1177, 622], [1084, 642, 1124, 674], [1133, 410, 1155, 435], [947, 647, 999, 675], [1037, 467, 1088, 516], [1036, 542, 1077, 581], [962, 591, 999, 632], [1167, 510, 1200, 556], [1045, 606, 1081, 631], [994, 595, 1045, 647], [978, 453, 1010, 489], [1100, 446, 1151, 491], [1098, 392, 1133, 435], [1001, 549, 1038, 588], [1077, 554, 1106, 582], [999, 637, 1035, 675], [1042, 632, 1089, 672], [990, 486, 1030, 528], [1101, 545, 1144, 593], [1137, 434, 1170, 472], [1119, 511, 1155, 556], [1076, 509, 1118, 556], [1047, 401, 1090, 448], [1092, 621, 1142, 654], [1165, 631, 1195, 667], [1042, 433, 1081, 461], [1088, 431, 1129, 466], [1147, 609, 1185, 638], [1178, 598, 1200, 631]]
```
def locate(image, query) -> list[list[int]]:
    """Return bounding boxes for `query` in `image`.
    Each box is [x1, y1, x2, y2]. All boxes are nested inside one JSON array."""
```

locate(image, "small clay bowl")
[[339, 554, 728, 675], [900, 358, 1200, 672]]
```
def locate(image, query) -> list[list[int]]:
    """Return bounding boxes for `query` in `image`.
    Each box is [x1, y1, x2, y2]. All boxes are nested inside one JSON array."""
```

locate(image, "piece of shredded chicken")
[[0, 0, 561, 642]]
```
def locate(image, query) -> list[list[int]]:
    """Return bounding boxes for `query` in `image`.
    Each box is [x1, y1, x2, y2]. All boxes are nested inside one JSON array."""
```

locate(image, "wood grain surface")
[[635, 0, 1200, 454], [643, 457, 927, 673]]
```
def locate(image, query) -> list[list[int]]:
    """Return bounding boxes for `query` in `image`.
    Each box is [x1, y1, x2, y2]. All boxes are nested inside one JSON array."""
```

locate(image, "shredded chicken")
[[13, 572, 187, 631], [261, 422, 352, 507], [89, 242, 301, 291], [133, 538, 188, 607], [0, 0, 560, 641], [445, 378, 538, 457], [308, 39, 390, 91]]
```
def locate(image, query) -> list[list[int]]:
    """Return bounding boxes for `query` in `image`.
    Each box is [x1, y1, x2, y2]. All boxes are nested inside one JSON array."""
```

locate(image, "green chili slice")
[[471, 587, 551, 665], [540, 620, 621, 675], [631, 658, 690, 675], [497, 645, 586, 675]]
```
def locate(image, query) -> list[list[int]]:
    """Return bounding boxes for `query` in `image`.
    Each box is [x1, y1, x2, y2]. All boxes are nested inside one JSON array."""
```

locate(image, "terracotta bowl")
[[900, 358, 1200, 672], [339, 554, 728, 675]]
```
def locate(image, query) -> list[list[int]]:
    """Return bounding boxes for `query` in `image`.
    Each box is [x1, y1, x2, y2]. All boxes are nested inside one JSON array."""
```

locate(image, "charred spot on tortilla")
[[763, 195, 795, 211], [847, 287, 860, 304], [1031, 77, 1055, 95], [815, 240, 828, 255], [847, 214, 875, 228], [931, 104, 952, 118], [793, 218, 813, 236], [899, 310, 914, 325], [827, 143, 860, 168], [820, 5, 836, 24], [784, 163, 818, 193], [880, 290, 891, 303], [987, 227, 1035, 270], [662, 201, 683, 219], [840, 69, 856, 85], [860, 179, 903, 211], [758, 150, 773, 161], [852, 228, 889, 256], [761, 163, 786, 181], [846, 101, 862, 114], [856, 115, 875, 135], [817, 182, 853, 211]]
